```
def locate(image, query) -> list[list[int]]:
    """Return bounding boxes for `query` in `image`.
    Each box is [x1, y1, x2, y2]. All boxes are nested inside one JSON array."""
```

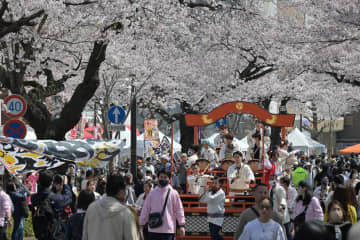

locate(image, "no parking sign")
[[3, 119, 27, 139]]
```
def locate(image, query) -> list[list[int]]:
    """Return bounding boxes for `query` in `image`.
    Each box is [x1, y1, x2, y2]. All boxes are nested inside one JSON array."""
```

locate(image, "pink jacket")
[[291, 197, 324, 222], [0, 190, 12, 227], [140, 185, 185, 234]]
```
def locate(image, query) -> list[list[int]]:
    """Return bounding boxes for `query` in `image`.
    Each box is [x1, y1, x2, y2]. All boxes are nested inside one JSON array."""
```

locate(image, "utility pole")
[[130, 86, 137, 182], [94, 101, 97, 138]]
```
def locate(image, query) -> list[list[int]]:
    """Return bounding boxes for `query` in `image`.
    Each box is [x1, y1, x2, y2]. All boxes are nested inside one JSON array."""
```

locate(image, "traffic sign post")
[[107, 106, 126, 124], [109, 124, 126, 131], [3, 119, 27, 139], [4, 95, 27, 118]]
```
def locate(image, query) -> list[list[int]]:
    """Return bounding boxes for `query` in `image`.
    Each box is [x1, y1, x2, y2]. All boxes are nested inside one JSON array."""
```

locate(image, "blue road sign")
[[216, 118, 227, 128], [107, 106, 126, 124], [3, 119, 27, 139]]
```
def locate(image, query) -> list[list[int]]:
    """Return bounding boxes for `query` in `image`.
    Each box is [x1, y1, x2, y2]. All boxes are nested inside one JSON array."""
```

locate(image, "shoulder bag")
[[293, 204, 309, 232], [148, 188, 171, 228]]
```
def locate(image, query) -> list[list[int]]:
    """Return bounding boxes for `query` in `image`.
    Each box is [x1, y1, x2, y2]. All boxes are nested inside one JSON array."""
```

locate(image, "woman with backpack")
[[65, 190, 95, 240], [290, 181, 323, 234], [7, 181, 28, 240]]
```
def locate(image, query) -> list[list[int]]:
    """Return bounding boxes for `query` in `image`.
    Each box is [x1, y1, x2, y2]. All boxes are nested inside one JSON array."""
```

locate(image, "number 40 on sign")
[[4, 95, 27, 118]]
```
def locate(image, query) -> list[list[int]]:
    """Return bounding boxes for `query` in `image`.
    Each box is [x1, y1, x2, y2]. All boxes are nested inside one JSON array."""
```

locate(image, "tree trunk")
[[26, 41, 108, 140], [179, 114, 194, 153], [310, 103, 318, 140], [179, 101, 198, 153]]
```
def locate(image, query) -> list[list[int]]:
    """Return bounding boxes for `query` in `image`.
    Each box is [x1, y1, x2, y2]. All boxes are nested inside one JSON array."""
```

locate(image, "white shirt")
[[201, 147, 219, 169], [187, 174, 212, 195], [94, 191, 101, 200], [239, 218, 286, 240], [325, 191, 334, 208], [200, 189, 226, 227], [286, 186, 298, 214], [314, 186, 329, 203], [271, 184, 289, 224], [136, 192, 146, 207], [227, 164, 255, 192], [81, 179, 88, 191], [219, 140, 241, 160], [143, 164, 155, 176]]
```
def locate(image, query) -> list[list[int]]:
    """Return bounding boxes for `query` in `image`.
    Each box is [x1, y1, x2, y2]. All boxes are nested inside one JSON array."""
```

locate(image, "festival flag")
[[0, 137, 125, 174]]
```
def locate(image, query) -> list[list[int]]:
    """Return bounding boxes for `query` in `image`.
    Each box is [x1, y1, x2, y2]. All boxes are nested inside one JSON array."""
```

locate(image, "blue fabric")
[[32, 185, 73, 213], [284, 222, 293, 240], [11, 217, 24, 240], [9, 191, 26, 219], [209, 222, 223, 240], [65, 212, 86, 240]]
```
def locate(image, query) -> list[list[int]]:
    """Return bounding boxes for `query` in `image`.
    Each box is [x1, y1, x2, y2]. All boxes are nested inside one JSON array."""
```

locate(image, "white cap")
[[160, 154, 170, 161]]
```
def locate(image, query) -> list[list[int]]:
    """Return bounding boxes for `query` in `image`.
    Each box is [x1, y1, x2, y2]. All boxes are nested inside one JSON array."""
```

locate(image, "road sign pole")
[[131, 92, 137, 183]]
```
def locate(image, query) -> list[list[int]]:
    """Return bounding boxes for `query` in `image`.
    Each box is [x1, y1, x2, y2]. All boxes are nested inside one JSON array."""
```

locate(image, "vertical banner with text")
[[144, 120, 160, 158]]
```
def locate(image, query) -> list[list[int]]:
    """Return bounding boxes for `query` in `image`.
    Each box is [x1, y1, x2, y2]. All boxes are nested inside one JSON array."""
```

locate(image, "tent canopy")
[[115, 130, 182, 157], [339, 144, 360, 154], [288, 128, 326, 154], [204, 133, 248, 152]]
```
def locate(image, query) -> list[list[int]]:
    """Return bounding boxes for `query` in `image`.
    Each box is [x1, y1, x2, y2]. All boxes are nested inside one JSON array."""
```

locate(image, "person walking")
[[7, 182, 27, 240], [200, 177, 225, 240], [290, 181, 323, 234], [31, 171, 73, 240], [234, 183, 284, 240], [82, 174, 140, 240], [140, 170, 185, 240], [238, 198, 286, 240], [0, 184, 12, 240], [65, 190, 95, 240]]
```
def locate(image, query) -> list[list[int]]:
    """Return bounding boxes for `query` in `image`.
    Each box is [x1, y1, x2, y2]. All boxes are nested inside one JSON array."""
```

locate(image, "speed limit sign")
[[4, 95, 27, 118]]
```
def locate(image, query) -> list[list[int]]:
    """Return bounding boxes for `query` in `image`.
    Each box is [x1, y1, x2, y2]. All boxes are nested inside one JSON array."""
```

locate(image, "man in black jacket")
[[31, 170, 73, 240]]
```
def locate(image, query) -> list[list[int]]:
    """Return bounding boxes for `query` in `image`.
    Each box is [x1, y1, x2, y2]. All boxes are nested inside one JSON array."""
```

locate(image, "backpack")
[[32, 193, 66, 240]]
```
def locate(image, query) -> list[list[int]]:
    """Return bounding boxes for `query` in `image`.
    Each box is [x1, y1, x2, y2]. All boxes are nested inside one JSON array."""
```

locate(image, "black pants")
[[0, 225, 7, 240], [180, 184, 187, 194], [148, 232, 174, 240], [209, 222, 223, 240]]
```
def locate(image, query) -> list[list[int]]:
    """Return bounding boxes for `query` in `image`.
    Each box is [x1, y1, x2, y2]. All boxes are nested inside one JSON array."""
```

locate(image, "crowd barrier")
[[176, 194, 256, 239], [175, 170, 262, 239]]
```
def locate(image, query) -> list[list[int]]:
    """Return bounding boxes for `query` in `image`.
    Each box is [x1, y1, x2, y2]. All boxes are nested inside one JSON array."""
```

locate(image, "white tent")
[[287, 128, 326, 155], [114, 129, 182, 158], [204, 133, 249, 152]]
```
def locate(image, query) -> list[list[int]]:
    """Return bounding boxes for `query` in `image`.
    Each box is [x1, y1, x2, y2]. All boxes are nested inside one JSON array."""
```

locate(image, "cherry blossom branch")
[[0, 7, 45, 39], [178, 0, 217, 11], [0, 0, 8, 19], [63, 0, 98, 6]]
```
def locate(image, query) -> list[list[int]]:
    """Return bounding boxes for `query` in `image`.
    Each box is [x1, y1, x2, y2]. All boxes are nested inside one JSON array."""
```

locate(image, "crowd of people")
[[0, 123, 360, 240]]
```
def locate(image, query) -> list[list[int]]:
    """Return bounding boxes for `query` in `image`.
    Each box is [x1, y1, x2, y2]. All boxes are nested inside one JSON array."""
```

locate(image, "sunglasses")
[[260, 205, 272, 210]]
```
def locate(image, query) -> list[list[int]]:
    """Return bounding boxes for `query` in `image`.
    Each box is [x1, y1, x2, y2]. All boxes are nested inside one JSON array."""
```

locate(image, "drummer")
[[187, 162, 213, 195], [227, 151, 255, 196]]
